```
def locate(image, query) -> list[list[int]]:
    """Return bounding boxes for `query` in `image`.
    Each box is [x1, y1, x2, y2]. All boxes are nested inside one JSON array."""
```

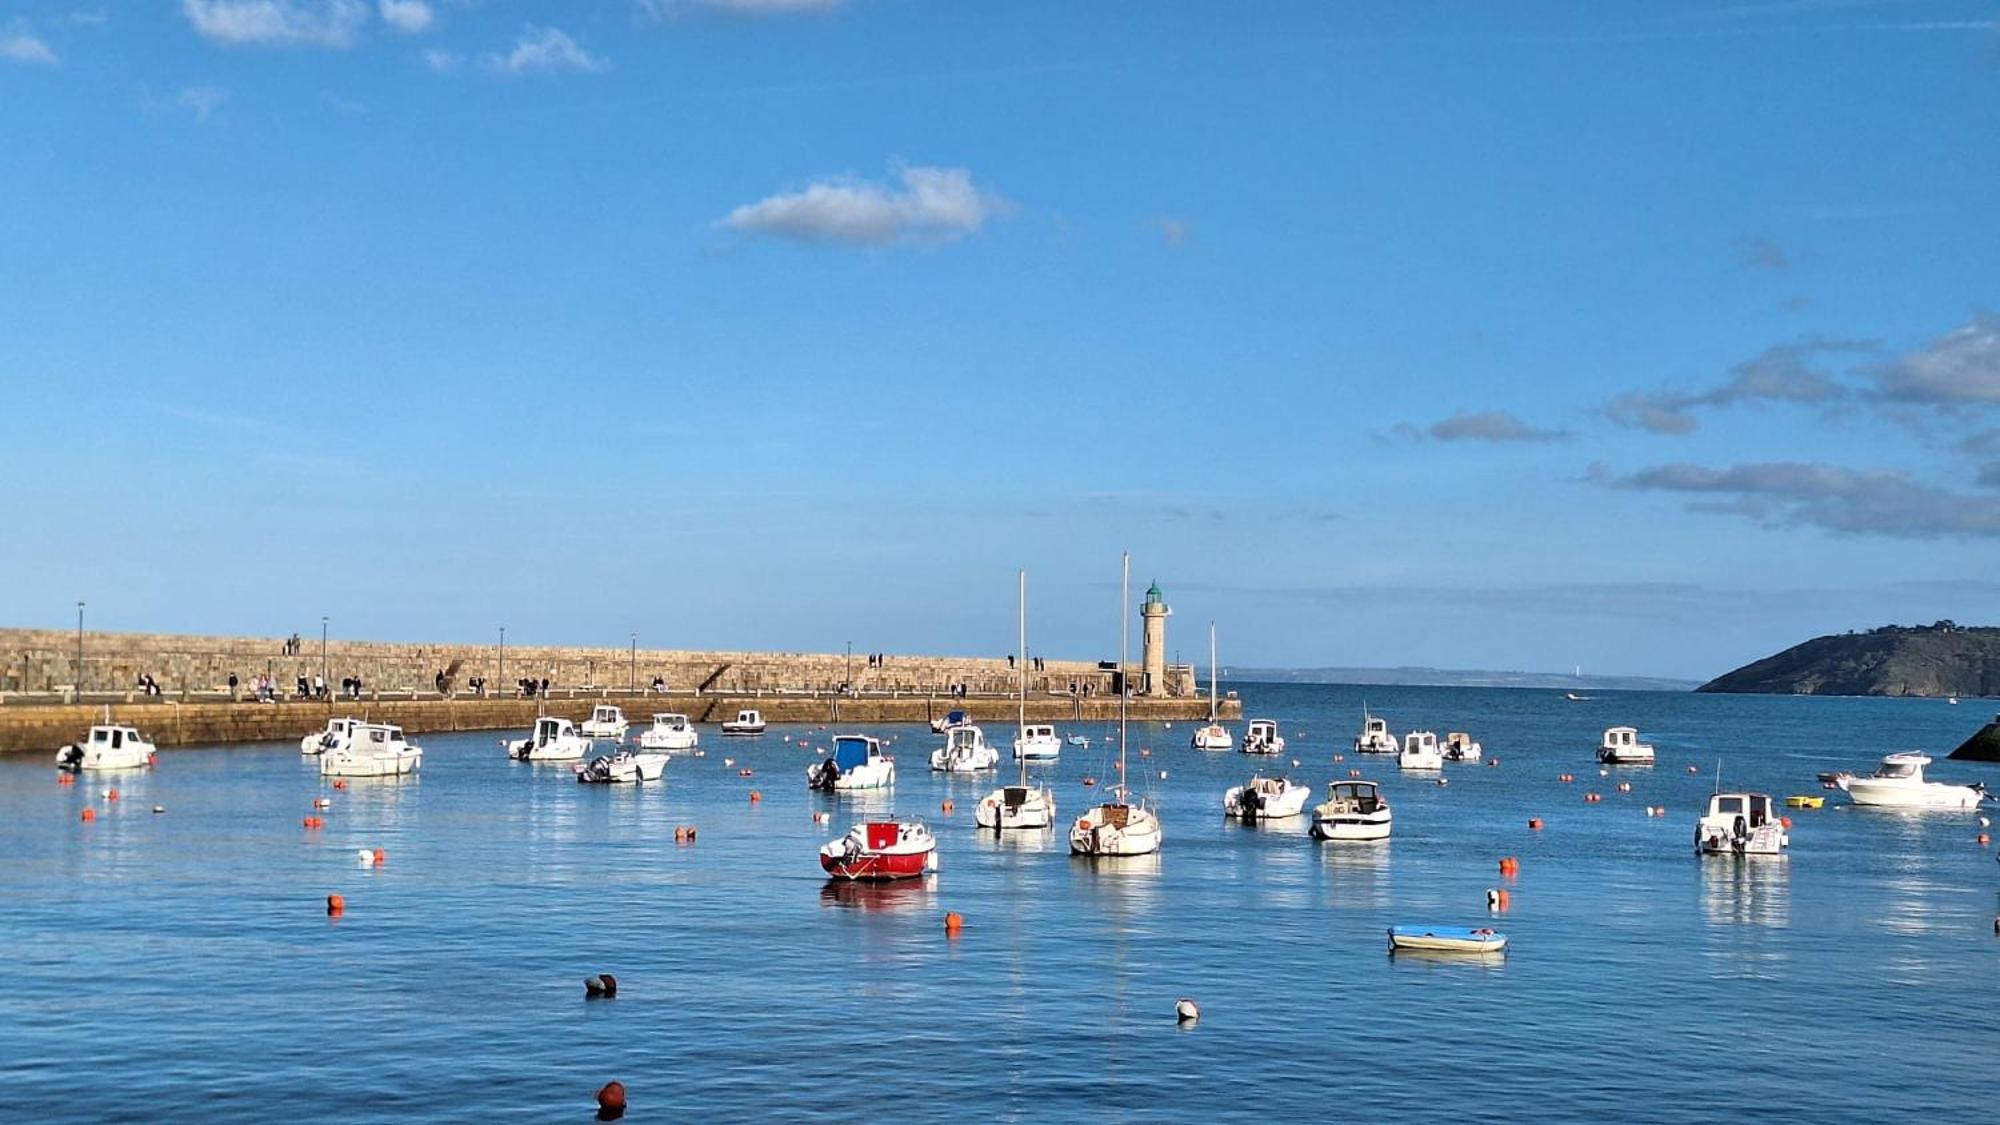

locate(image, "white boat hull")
[[1190, 725, 1233, 751], [1839, 779, 1984, 809], [577, 752, 668, 784], [931, 748, 1000, 772], [638, 731, 696, 751], [976, 786, 1056, 830], [1398, 751, 1442, 770], [1695, 823, 1788, 855], [1598, 749, 1655, 765], [61, 747, 153, 771], [1311, 813, 1391, 841], [320, 749, 421, 777], [1013, 736, 1062, 761], [1222, 781, 1311, 820], [1069, 804, 1162, 856], [831, 764, 895, 791], [510, 739, 589, 761], [1353, 737, 1396, 755]]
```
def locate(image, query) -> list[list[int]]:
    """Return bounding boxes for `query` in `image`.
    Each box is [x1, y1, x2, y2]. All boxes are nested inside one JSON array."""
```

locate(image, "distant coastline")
[[1226, 667, 1698, 692]]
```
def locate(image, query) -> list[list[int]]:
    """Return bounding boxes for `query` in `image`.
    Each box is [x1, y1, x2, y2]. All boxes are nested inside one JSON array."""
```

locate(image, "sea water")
[[2, 684, 1995, 1122]]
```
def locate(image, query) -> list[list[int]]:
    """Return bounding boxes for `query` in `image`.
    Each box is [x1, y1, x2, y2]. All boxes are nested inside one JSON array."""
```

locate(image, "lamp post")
[[845, 639, 852, 694], [320, 616, 329, 693], [498, 626, 506, 691], [75, 601, 84, 698], [629, 632, 637, 693]]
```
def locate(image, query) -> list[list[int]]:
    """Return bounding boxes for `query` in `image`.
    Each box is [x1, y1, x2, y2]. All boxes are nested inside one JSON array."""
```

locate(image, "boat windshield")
[[1875, 760, 1917, 778], [833, 737, 873, 770], [1714, 795, 1746, 815]]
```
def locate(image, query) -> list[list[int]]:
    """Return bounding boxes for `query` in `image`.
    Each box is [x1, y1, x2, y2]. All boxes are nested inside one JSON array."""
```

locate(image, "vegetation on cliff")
[[1698, 622, 2000, 698]]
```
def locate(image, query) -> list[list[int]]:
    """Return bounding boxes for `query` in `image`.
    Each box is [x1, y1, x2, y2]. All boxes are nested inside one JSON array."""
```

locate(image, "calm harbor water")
[[3, 683, 1997, 1123]]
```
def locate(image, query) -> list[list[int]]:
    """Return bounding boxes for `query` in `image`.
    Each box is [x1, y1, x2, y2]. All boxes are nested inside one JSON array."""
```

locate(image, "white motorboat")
[[1831, 752, 1986, 810], [508, 716, 593, 761], [1070, 553, 1163, 858], [637, 713, 698, 752], [1013, 723, 1062, 762], [1597, 726, 1655, 765], [721, 709, 767, 736], [807, 734, 896, 792], [55, 724, 156, 771], [930, 724, 1000, 772], [1695, 792, 1789, 855], [574, 749, 669, 784], [977, 782, 1057, 831], [1353, 711, 1397, 755], [1310, 780, 1392, 841], [1223, 774, 1312, 822], [1398, 730, 1443, 770], [320, 723, 421, 777], [1441, 731, 1482, 762], [579, 705, 628, 740], [300, 717, 360, 756], [1190, 624, 1233, 750], [1241, 719, 1285, 755]]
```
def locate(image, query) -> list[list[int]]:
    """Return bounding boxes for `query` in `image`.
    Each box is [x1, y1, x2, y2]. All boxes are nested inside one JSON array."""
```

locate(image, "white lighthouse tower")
[[1140, 580, 1169, 697]]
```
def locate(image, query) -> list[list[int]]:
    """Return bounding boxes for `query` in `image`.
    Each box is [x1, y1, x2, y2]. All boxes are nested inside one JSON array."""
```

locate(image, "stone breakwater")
[[0, 627, 1196, 700], [0, 693, 1235, 754]]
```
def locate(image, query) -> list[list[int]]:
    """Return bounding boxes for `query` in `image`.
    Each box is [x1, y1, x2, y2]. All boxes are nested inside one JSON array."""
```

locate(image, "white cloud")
[[181, 0, 370, 49], [1604, 460, 2000, 539], [1, 24, 59, 65], [482, 25, 608, 76], [177, 85, 230, 121], [421, 47, 460, 71], [1869, 313, 2000, 405], [722, 164, 1010, 247], [377, 0, 432, 34]]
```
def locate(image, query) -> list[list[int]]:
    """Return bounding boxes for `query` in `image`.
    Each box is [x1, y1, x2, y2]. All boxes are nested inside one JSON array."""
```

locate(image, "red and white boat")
[[818, 819, 938, 881]]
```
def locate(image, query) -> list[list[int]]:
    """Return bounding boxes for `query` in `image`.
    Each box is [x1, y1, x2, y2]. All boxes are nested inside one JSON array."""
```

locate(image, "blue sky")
[[2, 1, 1998, 679]]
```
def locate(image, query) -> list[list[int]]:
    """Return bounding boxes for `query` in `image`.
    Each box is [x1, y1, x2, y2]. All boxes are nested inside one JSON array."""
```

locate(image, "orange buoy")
[[332, 778, 347, 790], [326, 893, 344, 915], [749, 790, 761, 804], [80, 807, 95, 823], [596, 1080, 627, 1117], [57, 772, 74, 785], [106, 788, 119, 802], [1980, 833, 1991, 845], [1780, 816, 1793, 829], [1528, 818, 1543, 830], [941, 799, 954, 815], [1486, 888, 1510, 910], [372, 848, 386, 866], [1082, 777, 1096, 787], [673, 827, 687, 843], [943, 911, 965, 935]]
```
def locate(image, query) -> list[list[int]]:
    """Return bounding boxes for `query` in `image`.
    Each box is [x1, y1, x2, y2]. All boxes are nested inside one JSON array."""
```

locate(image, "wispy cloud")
[[177, 84, 230, 121], [181, 0, 370, 49], [1, 23, 59, 65], [1605, 337, 1870, 434], [1598, 459, 2000, 538], [377, 0, 432, 35], [721, 163, 1010, 248], [421, 46, 459, 72], [317, 88, 366, 113], [1735, 236, 1791, 272], [1399, 410, 1570, 444], [481, 26, 608, 76]]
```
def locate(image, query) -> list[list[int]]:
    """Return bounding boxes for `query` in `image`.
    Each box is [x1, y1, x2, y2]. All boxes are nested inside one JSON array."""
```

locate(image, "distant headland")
[[1698, 621, 2000, 699]]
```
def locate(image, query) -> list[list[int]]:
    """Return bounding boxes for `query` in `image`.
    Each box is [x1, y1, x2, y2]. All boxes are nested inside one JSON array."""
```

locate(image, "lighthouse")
[[1141, 581, 1169, 696]]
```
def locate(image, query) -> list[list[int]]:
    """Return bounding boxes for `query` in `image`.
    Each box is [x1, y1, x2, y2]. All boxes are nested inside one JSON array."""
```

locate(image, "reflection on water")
[[1318, 841, 1392, 910], [1698, 855, 1791, 929], [1387, 947, 1509, 974], [818, 877, 937, 913], [970, 826, 1058, 853]]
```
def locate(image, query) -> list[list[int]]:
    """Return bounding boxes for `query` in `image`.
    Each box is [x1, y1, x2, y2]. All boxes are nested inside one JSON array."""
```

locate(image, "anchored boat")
[[808, 735, 896, 792], [1388, 925, 1508, 955], [979, 570, 1057, 831], [579, 705, 629, 740], [1695, 792, 1788, 855], [508, 716, 592, 761], [1069, 553, 1163, 858], [300, 717, 360, 756], [930, 724, 1000, 773], [320, 723, 421, 778], [1241, 719, 1285, 756], [1353, 710, 1397, 755], [637, 713, 698, 752], [721, 709, 767, 736], [1310, 780, 1391, 841], [1398, 730, 1443, 770], [1190, 623, 1233, 751], [574, 748, 668, 784], [56, 724, 156, 772], [1597, 726, 1656, 765], [819, 819, 938, 881], [1013, 723, 1062, 762], [1441, 731, 1482, 762], [1223, 774, 1311, 822], [1828, 752, 1986, 810]]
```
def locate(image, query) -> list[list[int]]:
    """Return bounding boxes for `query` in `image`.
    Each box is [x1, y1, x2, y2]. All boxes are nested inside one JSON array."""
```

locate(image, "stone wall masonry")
[[0, 627, 1199, 701]]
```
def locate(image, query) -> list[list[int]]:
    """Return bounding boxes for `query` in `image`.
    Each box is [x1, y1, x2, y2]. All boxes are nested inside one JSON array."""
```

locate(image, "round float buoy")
[[596, 1079, 627, 1118], [1435, 778, 1449, 787], [585, 973, 617, 998], [106, 788, 119, 802], [738, 768, 754, 777], [146, 754, 156, 766], [1159, 770, 1169, 780], [1486, 888, 1510, 910], [1780, 816, 1793, 829], [1175, 998, 1200, 1023], [1528, 818, 1543, 830], [941, 799, 954, 815], [1082, 777, 1096, 787], [372, 848, 386, 866], [674, 827, 687, 843], [313, 797, 332, 809], [152, 805, 165, 814], [1980, 833, 1991, 846], [57, 773, 74, 786], [332, 779, 347, 790], [326, 893, 344, 915], [1332, 754, 1344, 762], [943, 911, 964, 936], [1348, 768, 1362, 778], [1140, 749, 1150, 758], [1687, 765, 1699, 774], [80, 808, 95, 823], [812, 811, 830, 825], [749, 790, 761, 804], [357, 848, 374, 862], [723, 758, 735, 768]]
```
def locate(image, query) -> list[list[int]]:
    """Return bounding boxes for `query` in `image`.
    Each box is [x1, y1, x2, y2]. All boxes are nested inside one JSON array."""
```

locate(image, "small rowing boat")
[[1387, 925, 1507, 955], [1784, 794, 1824, 809]]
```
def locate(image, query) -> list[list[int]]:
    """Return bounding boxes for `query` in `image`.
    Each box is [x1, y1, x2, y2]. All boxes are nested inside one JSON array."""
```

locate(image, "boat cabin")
[[1704, 792, 1777, 828], [832, 735, 886, 771], [1871, 752, 1930, 779], [944, 726, 986, 753], [1322, 780, 1385, 813], [532, 717, 576, 747], [588, 705, 625, 726], [651, 713, 691, 731], [732, 709, 764, 725], [1022, 724, 1055, 740], [355, 723, 407, 747], [1444, 732, 1475, 753], [1603, 726, 1641, 749], [88, 725, 145, 749], [1247, 719, 1279, 744], [1403, 731, 1439, 753], [1363, 717, 1389, 738]]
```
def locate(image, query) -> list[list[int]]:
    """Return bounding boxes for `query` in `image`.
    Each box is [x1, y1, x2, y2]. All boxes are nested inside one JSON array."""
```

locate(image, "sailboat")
[[1069, 553, 1164, 857], [1189, 622, 1233, 751], [978, 569, 1058, 831]]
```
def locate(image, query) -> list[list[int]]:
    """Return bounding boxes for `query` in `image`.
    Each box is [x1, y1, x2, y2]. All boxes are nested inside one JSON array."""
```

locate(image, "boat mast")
[[1118, 551, 1130, 804], [1018, 567, 1029, 788], [1208, 622, 1218, 723]]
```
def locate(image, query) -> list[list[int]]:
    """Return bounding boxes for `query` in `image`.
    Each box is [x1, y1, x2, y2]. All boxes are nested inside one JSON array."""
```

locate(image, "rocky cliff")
[[1697, 623, 2000, 698]]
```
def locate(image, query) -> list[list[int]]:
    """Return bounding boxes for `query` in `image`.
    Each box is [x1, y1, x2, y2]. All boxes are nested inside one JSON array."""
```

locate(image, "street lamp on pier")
[[75, 601, 85, 699]]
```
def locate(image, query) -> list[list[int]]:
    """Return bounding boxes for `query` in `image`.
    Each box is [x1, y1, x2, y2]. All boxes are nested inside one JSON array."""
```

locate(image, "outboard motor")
[[808, 758, 841, 792], [1239, 785, 1264, 822], [56, 745, 84, 772]]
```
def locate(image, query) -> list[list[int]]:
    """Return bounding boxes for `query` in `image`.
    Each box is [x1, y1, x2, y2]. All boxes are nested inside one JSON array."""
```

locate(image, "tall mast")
[[1208, 622, 1218, 722], [1018, 567, 1028, 787], [1119, 551, 1130, 803]]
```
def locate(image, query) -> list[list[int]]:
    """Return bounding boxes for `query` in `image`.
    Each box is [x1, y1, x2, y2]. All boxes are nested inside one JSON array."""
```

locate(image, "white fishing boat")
[[579, 704, 629, 740], [1441, 731, 1482, 762], [1241, 718, 1285, 755], [930, 724, 1000, 772], [1695, 792, 1788, 855], [1190, 623, 1233, 751], [1829, 752, 1986, 810], [1070, 553, 1163, 858], [807, 734, 896, 792], [1222, 774, 1311, 822], [1398, 730, 1443, 770], [1597, 726, 1655, 765], [1387, 925, 1507, 955], [574, 748, 669, 784], [1013, 723, 1062, 762], [55, 724, 155, 772], [721, 709, 766, 736], [507, 716, 593, 761], [319, 723, 421, 777], [637, 713, 698, 752], [1353, 710, 1397, 755], [300, 716, 360, 756], [1310, 780, 1392, 841]]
